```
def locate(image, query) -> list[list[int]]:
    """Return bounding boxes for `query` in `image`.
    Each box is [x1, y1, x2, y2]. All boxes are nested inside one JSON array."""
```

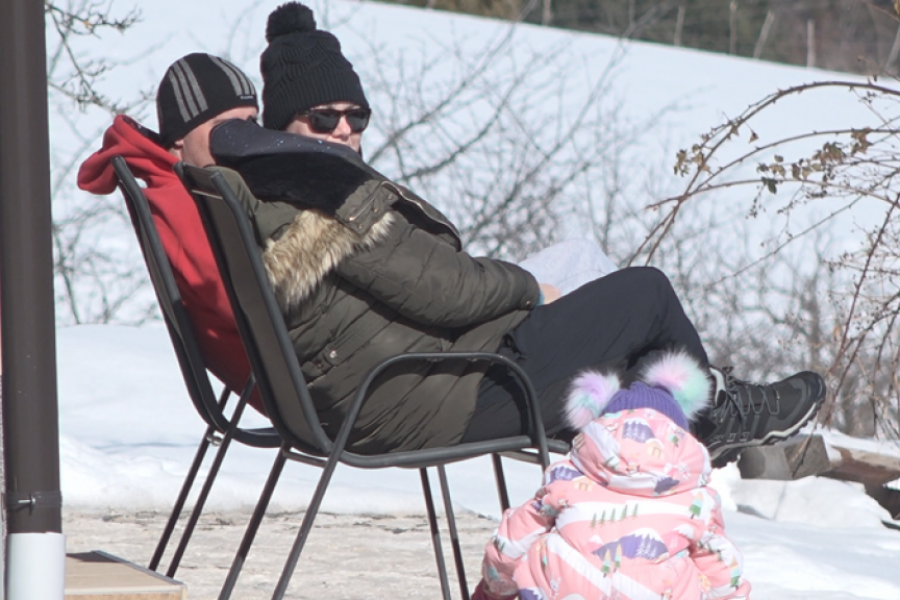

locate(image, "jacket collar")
[[210, 119, 460, 243]]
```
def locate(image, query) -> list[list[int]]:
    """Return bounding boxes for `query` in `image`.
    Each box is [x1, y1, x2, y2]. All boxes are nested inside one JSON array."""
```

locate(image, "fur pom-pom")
[[266, 2, 317, 42], [641, 352, 711, 421], [565, 371, 621, 430]]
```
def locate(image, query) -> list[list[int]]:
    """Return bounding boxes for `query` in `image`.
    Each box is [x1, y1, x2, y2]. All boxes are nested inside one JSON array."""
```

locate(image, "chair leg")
[[166, 381, 255, 578], [165, 424, 236, 577], [437, 465, 470, 600], [149, 425, 214, 571], [150, 385, 237, 572], [218, 448, 287, 600], [421, 468, 453, 600], [491, 454, 511, 512], [270, 448, 345, 600]]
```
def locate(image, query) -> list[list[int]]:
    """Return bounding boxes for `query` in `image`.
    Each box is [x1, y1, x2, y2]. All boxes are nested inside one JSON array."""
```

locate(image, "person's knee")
[[614, 267, 680, 316], [620, 266, 674, 296], [575, 266, 676, 313]]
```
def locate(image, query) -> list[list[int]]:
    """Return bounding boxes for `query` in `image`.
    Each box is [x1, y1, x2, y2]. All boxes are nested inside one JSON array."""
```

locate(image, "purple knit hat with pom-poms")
[[564, 352, 712, 430]]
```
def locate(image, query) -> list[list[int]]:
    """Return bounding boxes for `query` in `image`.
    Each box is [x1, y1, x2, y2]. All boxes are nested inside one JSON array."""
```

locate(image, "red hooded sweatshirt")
[[77, 115, 262, 414]]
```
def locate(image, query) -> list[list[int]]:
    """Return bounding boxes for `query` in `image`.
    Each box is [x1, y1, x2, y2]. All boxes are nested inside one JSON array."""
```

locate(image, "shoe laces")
[[717, 366, 781, 417]]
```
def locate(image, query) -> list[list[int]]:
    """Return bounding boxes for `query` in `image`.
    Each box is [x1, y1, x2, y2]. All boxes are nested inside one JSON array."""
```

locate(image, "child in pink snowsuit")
[[473, 352, 751, 600]]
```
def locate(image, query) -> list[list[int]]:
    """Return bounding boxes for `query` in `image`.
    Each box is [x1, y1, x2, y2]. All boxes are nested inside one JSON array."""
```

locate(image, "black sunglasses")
[[302, 107, 371, 134]]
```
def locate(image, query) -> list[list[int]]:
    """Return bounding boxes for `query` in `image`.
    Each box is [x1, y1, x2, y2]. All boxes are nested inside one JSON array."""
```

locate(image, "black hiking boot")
[[698, 367, 826, 468]]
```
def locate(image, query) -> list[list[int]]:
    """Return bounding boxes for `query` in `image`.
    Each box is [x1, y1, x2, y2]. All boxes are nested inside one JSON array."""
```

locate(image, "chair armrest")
[[337, 351, 548, 456]]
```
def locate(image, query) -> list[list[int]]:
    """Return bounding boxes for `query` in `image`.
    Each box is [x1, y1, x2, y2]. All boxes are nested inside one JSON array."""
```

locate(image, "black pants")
[[460, 267, 709, 443]]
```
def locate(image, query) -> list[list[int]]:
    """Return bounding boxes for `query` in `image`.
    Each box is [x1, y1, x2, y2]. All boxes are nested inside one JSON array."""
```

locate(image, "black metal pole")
[[0, 0, 63, 553]]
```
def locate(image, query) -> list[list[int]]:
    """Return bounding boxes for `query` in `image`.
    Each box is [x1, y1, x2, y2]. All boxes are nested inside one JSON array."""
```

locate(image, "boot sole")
[[709, 395, 823, 465]]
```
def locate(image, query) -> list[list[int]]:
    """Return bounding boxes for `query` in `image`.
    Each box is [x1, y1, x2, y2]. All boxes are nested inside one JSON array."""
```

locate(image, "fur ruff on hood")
[[263, 208, 394, 311]]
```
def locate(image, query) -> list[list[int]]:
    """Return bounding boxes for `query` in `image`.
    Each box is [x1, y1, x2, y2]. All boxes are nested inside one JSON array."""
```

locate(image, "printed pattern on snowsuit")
[[482, 408, 751, 600]]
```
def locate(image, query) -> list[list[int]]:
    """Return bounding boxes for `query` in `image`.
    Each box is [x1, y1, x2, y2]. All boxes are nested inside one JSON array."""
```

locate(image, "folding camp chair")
[[111, 156, 281, 578], [178, 163, 567, 600]]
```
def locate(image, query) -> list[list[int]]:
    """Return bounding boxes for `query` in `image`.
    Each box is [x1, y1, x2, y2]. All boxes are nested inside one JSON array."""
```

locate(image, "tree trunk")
[[674, 5, 685, 47], [886, 23, 900, 74], [753, 10, 775, 59], [729, 1, 738, 54], [807, 19, 816, 67]]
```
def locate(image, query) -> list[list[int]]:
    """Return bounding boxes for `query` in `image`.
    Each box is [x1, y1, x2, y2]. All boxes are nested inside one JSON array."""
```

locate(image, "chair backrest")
[[112, 156, 275, 448], [177, 164, 331, 455]]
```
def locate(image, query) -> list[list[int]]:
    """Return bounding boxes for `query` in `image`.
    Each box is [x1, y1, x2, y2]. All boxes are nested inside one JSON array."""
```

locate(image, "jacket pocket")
[[321, 316, 390, 368]]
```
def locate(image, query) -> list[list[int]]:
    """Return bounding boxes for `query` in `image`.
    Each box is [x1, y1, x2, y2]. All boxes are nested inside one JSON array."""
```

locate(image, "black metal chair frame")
[[178, 163, 567, 600], [111, 156, 281, 578]]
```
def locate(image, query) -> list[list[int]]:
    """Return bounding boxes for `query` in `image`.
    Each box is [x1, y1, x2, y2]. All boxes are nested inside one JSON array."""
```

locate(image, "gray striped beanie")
[[156, 53, 258, 148]]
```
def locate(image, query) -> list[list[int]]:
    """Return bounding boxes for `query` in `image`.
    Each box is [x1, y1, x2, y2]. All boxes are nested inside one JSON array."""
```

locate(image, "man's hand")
[[539, 283, 561, 305]]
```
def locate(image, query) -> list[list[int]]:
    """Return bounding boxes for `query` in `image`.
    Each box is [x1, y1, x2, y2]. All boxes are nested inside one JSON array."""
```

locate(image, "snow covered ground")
[[58, 324, 900, 599]]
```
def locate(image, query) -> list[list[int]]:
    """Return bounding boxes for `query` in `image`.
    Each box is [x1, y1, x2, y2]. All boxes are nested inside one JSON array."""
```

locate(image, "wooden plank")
[[737, 434, 831, 480], [65, 551, 186, 600], [822, 445, 900, 487]]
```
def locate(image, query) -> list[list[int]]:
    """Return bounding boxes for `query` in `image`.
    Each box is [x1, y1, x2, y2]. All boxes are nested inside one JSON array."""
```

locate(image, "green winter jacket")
[[212, 167, 540, 453]]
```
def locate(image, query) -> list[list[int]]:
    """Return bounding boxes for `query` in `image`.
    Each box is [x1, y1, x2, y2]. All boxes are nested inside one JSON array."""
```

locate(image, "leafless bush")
[[351, 26, 666, 261], [46, 0, 156, 325], [639, 77, 900, 440], [46, 0, 142, 112]]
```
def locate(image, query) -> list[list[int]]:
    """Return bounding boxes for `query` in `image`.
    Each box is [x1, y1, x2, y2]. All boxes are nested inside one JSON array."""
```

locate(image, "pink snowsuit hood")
[[569, 407, 712, 497]]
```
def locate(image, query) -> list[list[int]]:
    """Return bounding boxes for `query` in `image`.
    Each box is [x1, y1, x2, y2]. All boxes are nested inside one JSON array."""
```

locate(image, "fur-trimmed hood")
[[210, 119, 464, 311], [263, 206, 395, 311]]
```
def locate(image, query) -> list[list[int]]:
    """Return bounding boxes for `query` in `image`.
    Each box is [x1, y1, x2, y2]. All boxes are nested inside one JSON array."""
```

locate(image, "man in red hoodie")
[[77, 53, 263, 412]]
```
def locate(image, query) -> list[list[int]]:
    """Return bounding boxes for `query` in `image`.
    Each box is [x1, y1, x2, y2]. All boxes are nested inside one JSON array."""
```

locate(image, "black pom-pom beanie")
[[261, 1, 369, 131]]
